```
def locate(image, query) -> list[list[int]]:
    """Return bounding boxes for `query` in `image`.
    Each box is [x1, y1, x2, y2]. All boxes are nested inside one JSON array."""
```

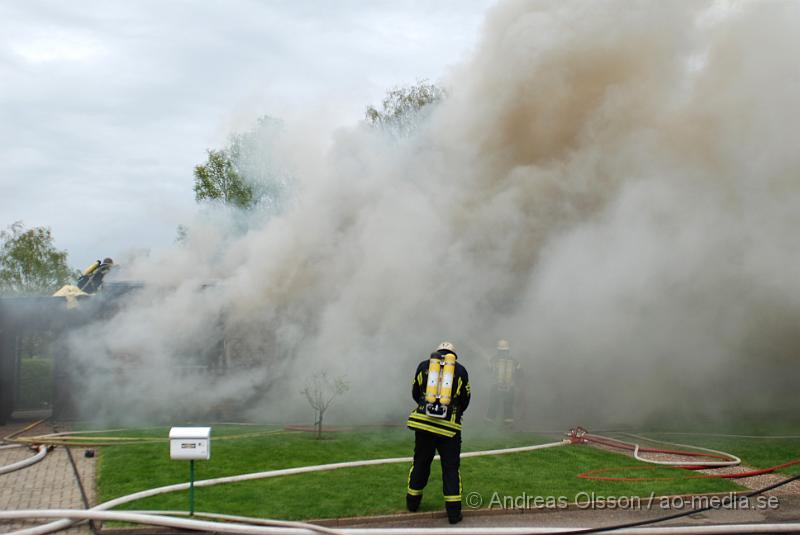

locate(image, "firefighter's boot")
[[446, 502, 463, 524], [406, 493, 422, 512]]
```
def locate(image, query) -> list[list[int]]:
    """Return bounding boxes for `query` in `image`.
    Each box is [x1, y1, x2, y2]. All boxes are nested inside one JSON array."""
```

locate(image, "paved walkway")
[[334, 495, 800, 529], [0, 420, 95, 535]]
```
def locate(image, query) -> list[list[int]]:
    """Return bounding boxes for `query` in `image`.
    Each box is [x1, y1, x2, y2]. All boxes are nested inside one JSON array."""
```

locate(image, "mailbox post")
[[169, 427, 211, 515]]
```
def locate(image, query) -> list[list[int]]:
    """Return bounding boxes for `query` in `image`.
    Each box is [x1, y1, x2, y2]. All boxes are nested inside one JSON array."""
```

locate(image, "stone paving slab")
[[0, 420, 95, 535], [335, 495, 800, 529]]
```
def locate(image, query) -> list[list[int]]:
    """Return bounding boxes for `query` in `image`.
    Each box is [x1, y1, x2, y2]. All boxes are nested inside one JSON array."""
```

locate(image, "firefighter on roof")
[[76, 257, 114, 294], [485, 339, 520, 425], [406, 341, 471, 524], [53, 257, 115, 307]]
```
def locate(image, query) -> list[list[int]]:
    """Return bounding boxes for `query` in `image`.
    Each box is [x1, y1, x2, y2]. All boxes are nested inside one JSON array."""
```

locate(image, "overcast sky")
[[0, 0, 495, 267]]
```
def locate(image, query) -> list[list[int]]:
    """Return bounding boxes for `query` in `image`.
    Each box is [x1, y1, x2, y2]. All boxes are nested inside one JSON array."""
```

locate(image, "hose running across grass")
[[8, 427, 292, 447], [5, 438, 570, 535], [574, 430, 800, 481], [7, 427, 799, 533]]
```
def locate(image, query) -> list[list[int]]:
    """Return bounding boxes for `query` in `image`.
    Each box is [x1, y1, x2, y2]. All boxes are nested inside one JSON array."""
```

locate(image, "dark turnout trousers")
[[407, 430, 462, 518], [486, 386, 514, 422]]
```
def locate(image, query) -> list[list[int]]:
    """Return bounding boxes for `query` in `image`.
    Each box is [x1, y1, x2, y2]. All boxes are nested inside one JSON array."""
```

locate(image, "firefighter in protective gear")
[[53, 257, 114, 307], [485, 339, 520, 424], [76, 258, 114, 294], [406, 341, 471, 524]]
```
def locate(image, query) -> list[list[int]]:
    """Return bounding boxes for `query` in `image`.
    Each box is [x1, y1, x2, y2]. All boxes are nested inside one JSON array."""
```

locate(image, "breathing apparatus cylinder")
[[82, 261, 100, 277], [439, 353, 456, 405], [425, 356, 441, 403], [424, 352, 457, 418], [499, 359, 513, 384]]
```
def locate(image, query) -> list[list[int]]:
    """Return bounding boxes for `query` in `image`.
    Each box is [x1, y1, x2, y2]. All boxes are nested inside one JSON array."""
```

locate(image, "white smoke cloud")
[[68, 0, 800, 428]]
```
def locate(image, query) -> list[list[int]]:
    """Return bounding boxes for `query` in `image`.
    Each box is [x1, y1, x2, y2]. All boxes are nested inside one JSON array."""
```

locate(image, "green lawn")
[[96, 425, 743, 520]]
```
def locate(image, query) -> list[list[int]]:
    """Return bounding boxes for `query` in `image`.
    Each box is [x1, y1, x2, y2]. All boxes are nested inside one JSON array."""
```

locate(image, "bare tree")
[[301, 371, 349, 439]]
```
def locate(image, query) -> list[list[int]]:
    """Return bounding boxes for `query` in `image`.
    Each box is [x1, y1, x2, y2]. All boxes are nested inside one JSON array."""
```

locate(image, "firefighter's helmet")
[[497, 339, 510, 351], [437, 341, 457, 354]]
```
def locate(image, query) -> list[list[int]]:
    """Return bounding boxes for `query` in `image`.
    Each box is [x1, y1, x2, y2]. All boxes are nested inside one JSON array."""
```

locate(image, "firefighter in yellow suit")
[[406, 341, 471, 524]]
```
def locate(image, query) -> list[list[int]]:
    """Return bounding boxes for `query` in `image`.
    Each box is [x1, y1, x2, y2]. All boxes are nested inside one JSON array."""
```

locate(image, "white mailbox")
[[169, 427, 211, 461]]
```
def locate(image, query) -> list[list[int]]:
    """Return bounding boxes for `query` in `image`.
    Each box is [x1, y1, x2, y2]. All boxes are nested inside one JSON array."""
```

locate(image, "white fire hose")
[[5, 440, 570, 535], [2, 510, 800, 535], [3, 431, 793, 535], [0, 445, 48, 476], [571, 429, 741, 469], [623, 434, 741, 468]]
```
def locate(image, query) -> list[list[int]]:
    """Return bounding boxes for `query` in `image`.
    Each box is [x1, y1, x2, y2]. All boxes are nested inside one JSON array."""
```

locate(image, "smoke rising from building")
[[68, 0, 800, 427]]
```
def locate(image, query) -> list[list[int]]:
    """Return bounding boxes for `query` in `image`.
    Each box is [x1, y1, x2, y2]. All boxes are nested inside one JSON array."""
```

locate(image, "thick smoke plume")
[[70, 0, 800, 428]]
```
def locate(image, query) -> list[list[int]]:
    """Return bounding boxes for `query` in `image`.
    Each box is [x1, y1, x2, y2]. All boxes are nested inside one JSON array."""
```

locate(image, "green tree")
[[192, 116, 291, 211], [228, 116, 291, 212], [193, 149, 255, 208], [365, 80, 445, 136], [0, 222, 72, 296]]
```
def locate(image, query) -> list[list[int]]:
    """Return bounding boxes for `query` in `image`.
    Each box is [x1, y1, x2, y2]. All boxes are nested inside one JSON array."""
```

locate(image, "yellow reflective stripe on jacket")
[[456, 377, 462, 396], [417, 372, 423, 386], [409, 411, 462, 429], [407, 420, 455, 437], [407, 419, 456, 438], [408, 412, 462, 430]]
